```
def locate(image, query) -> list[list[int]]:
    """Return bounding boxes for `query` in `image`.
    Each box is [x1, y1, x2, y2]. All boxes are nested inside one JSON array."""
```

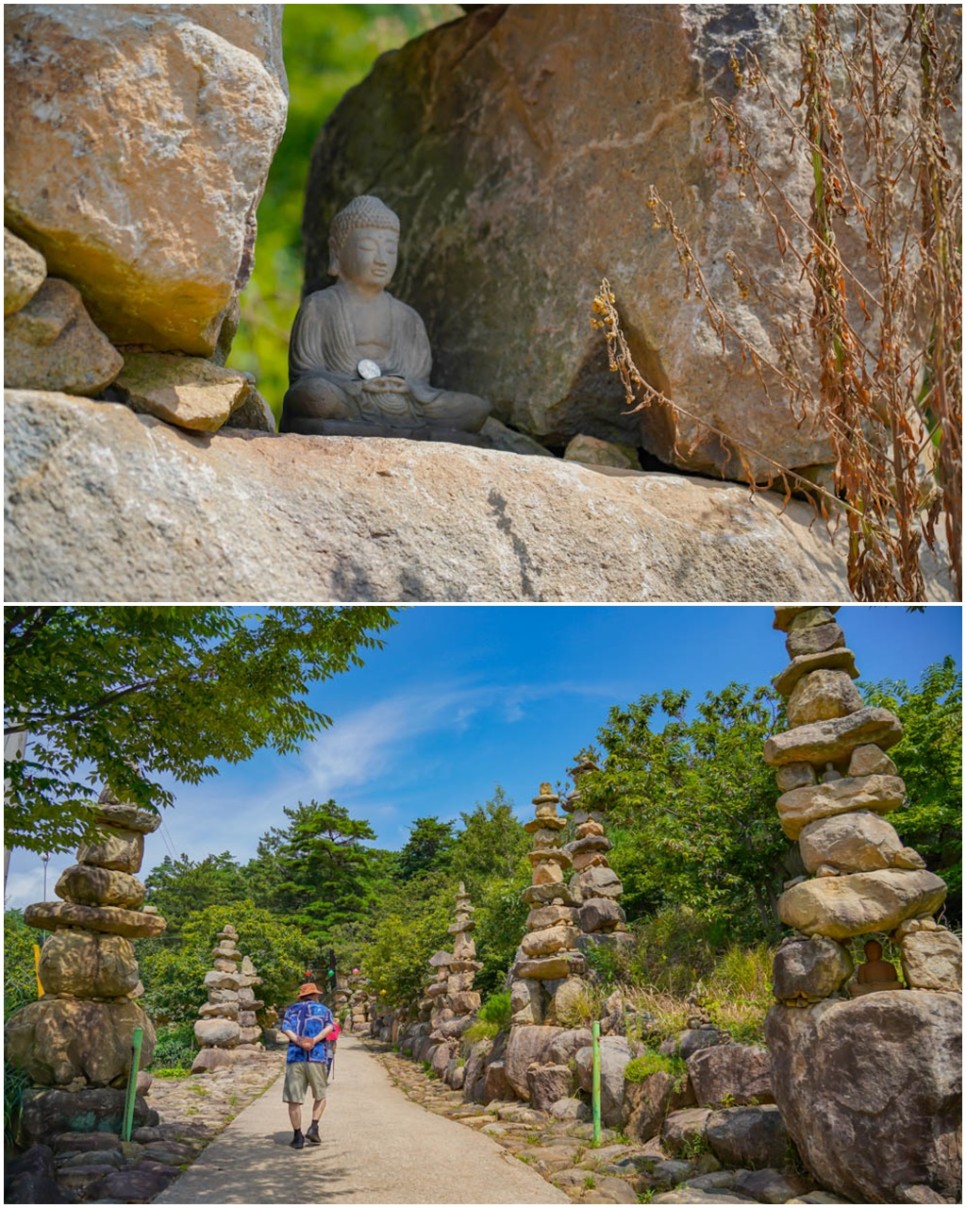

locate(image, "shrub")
[[149, 1021, 197, 1073], [476, 990, 512, 1029], [624, 1048, 687, 1090]]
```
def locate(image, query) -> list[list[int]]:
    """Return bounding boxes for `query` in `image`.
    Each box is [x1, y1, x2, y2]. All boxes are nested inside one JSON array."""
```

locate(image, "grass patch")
[[151, 1066, 192, 1079], [624, 1048, 687, 1086]]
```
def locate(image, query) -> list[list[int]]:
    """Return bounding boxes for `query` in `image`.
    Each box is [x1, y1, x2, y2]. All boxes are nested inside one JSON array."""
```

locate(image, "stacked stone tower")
[[191, 924, 265, 1072], [509, 783, 586, 1026], [763, 606, 961, 1204], [4, 787, 165, 1139], [428, 883, 483, 1034], [563, 757, 631, 953], [764, 606, 954, 1000]]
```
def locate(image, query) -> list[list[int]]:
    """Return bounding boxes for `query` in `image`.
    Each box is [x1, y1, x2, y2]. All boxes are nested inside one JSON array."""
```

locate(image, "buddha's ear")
[[327, 237, 340, 277]]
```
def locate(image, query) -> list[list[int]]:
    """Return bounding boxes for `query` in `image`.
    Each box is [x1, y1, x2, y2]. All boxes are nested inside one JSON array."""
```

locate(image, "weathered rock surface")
[[4, 5, 287, 355], [3, 390, 911, 604], [37, 930, 140, 998], [798, 811, 925, 875], [771, 937, 854, 1005], [772, 649, 859, 698], [775, 774, 906, 840], [4, 278, 123, 394], [777, 868, 947, 938], [303, 5, 834, 480], [113, 353, 255, 433], [786, 669, 863, 728], [686, 1044, 773, 1108], [76, 826, 145, 873], [764, 710, 905, 768], [705, 1105, 791, 1169], [766, 993, 962, 1202], [55, 863, 146, 910], [5, 997, 156, 1086], [20, 1087, 158, 1148], [194, 1018, 241, 1048], [4, 227, 46, 315], [900, 929, 962, 992]]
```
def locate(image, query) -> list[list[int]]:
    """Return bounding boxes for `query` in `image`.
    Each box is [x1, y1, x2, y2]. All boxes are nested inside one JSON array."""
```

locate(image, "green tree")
[[862, 657, 962, 925], [138, 900, 315, 1022], [358, 886, 453, 1006], [449, 786, 531, 892], [4, 605, 396, 854], [397, 816, 455, 880], [144, 852, 247, 934], [581, 684, 789, 941], [256, 799, 378, 955], [4, 910, 38, 1018]]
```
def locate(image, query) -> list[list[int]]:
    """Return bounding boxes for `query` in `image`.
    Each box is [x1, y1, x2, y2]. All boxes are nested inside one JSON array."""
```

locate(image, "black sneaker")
[[306, 1123, 321, 1145], [290, 1130, 305, 1149]]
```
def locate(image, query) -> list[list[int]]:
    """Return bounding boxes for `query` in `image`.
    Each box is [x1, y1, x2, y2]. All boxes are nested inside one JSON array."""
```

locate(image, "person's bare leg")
[[288, 1103, 302, 1131], [306, 1098, 326, 1143]]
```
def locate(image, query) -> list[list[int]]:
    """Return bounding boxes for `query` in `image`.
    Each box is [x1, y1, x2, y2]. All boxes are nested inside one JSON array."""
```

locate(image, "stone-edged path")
[[154, 1032, 567, 1203]]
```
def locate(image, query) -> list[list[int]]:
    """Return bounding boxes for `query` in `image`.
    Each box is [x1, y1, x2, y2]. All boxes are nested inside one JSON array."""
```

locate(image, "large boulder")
[[765, 992, 962, 1202], [705, 1105, 791, 1169], [777, 868, 947, 939], [4, 5, 287, 355], [686, 1044, 773, 1108], [798, 811, 925, 875], [575, 1035, 633, 1126], [302, 6, 833, 480], [771, 937, 854, 1006], [55, 864, 146, 910], [37, 930, 140, 998], [19, 1087, 158, 1148], [504, 1025, 566, 1099], [1, 390, 915, 604], [775, 774, 907, 840], [5, 997, 156, 1086]]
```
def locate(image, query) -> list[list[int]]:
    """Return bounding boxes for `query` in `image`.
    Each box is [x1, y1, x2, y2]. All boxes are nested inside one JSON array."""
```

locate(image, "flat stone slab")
[[6, 390, 934, 604], [24, 899, 166, 937], [776, 774, 906, 839], [763, 708, 904, 767], [777, 868, 947, 938]]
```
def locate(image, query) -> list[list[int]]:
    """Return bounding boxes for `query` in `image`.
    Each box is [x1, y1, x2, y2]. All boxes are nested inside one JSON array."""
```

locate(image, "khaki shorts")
[[282, 1060, 328, 1104]]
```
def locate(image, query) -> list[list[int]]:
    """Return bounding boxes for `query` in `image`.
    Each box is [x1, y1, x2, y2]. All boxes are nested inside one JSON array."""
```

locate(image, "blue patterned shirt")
[[281, 1000, 334, 1064]]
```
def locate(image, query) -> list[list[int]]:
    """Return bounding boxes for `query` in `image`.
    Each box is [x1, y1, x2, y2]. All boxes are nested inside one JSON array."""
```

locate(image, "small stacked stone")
[[4, 787, 165, 1138], [510, 783, 585, 1026], [348, 971, 371, 1034], [765, 607, 959, 1004], [191, 925, 265, 1073], [333, 973, 351, 1023], [563, 758, 632, 950]]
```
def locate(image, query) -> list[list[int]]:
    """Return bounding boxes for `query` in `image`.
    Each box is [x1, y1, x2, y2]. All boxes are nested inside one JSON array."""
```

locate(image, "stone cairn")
[[347, 970, 372, 1034], [4, 787, 166, 1142], [191, 925, 265, 1073], [420, 883, 484, 1085], [764, 606, 958, 1002], [510, 783, 586, 1026], [563, 756, 632, 957], [333, 973, 351, 1025]]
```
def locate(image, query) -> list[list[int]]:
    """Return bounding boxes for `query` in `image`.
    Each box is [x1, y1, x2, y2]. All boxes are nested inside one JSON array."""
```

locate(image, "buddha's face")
[[335, 226, 398, 289]]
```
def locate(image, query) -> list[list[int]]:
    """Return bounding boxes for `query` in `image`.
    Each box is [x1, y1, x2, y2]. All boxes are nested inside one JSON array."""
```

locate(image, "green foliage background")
[[228, 5, 460, 417]]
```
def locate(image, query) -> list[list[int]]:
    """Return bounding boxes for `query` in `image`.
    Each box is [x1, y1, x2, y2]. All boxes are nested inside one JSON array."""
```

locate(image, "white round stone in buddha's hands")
[[357, 359, 382, 380]]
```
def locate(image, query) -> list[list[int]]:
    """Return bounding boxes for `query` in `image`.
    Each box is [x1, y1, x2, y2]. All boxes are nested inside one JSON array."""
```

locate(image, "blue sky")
[[5, 604, 961, 910]]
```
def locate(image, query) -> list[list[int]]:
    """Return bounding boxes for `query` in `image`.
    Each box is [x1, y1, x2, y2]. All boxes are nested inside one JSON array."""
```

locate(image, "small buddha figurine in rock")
[[282, 195, 490, 442], [849, 939, 902, 997]]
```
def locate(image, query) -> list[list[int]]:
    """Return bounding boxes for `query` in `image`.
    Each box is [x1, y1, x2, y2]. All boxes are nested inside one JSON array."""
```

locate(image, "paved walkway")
[[154, 1033, 568, 1203]]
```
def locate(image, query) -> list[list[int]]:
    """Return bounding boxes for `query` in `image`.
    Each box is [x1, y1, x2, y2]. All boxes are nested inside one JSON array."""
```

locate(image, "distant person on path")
[[280, 982, 335, 1149]]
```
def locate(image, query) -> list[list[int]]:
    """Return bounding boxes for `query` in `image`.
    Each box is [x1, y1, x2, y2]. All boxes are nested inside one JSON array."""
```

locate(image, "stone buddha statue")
[[281, 195, 490, 442], [849, 939, 902, 997]]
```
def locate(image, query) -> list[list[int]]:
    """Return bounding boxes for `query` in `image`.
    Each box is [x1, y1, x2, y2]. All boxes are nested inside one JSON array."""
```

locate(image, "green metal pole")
[[122, 1027, 144, 1143], [592, 1019, 601, 1145]]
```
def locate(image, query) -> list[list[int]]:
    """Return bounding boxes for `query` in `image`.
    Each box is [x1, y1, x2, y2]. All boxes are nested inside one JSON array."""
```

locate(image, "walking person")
[[280, 982, 335, 1149]]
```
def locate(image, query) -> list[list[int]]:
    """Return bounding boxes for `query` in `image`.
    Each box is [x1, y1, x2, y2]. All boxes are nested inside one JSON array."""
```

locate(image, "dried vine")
[[595, 5, 961, 601]]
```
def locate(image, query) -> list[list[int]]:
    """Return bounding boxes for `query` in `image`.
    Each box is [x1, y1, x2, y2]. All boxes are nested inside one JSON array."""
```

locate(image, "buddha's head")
[[328, 195, 400, 289]]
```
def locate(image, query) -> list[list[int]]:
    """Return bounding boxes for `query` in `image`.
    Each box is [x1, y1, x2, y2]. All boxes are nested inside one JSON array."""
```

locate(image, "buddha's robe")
[[283, 286, 488, 433]]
